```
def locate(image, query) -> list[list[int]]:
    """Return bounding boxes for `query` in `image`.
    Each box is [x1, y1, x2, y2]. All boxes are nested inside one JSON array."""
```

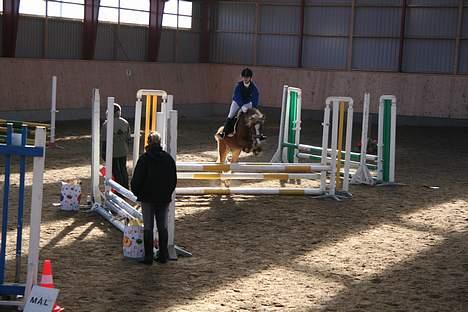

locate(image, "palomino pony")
[[214, 108, 266, 163]]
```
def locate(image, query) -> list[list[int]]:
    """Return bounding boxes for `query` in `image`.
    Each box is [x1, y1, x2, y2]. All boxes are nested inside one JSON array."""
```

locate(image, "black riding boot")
[[139, 230, 154, 265], [220, 118, 235, 138]]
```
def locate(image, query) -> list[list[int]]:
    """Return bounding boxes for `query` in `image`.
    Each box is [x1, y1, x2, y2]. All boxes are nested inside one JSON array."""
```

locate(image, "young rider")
[[219, 68, 260, 138]]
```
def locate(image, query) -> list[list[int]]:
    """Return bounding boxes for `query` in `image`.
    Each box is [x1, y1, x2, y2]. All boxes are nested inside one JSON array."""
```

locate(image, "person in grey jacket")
[[131, 131, 177, 265], [101, 103, 131, 189]]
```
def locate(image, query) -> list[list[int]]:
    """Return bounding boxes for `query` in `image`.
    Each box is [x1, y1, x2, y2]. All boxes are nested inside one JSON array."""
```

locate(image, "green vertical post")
[[287, 91, 298, 162], [382, 99, 392, 182]]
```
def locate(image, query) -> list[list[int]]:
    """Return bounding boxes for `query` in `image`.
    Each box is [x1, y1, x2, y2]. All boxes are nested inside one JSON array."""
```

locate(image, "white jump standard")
[[91, 89, 191, 259], [272, 85, 397, 186]]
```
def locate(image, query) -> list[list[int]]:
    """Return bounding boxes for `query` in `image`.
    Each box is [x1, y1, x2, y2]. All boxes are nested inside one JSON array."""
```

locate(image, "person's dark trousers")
[[141, 202, 170, 263], [112, 156, 129, 188]]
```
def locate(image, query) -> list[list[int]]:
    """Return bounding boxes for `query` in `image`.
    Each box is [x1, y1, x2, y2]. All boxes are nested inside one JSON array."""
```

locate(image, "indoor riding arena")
[[0, 1, 467, 311]]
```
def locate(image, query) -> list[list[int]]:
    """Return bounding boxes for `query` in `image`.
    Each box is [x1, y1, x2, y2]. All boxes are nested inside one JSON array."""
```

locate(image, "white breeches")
[[227, 101, 252, 118]]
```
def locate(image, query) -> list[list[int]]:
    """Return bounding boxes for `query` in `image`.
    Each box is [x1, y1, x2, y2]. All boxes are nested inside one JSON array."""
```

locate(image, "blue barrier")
[[0, 124, 45, 307]]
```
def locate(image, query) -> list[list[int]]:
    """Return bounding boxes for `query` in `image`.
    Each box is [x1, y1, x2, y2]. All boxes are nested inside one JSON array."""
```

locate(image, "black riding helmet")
[[241, 68, 253, 78]]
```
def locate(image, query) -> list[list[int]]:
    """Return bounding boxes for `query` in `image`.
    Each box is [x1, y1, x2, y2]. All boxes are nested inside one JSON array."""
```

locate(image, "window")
[[19, 0, 84, 19], [19, 0, 46, 16], [163, 0, 192, 29], [48, 0, 84, 20], [99, 0, 149, 26], [15, 0, 192, 29]]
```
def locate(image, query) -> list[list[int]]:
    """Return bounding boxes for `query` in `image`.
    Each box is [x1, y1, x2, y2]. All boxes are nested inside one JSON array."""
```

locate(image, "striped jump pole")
[[177, 172, 321, 180], [176, 162, 331, 173], [296, 152, 376, 170], [284, 142, 378, 163], [176, 187, 325, 196]]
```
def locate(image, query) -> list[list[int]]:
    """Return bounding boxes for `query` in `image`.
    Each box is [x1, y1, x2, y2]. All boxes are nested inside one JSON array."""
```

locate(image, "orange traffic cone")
[[39, 259, 55, 288], [39, 260, 65, 311]]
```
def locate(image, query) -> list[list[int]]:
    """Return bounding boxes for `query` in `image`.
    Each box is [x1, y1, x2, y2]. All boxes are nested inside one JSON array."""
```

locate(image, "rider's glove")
[[241, 103, 252, 113]]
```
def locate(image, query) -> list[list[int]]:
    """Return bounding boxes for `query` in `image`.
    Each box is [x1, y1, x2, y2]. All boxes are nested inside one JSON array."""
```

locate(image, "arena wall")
[[0, 58, 467, 125]]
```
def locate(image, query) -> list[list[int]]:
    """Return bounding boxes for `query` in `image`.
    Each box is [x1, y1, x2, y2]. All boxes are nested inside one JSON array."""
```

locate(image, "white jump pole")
[[23, 127, 46, 304], [390, 96, 396, 182], [105, 98, 114, 194], [351, 92, 375, 185], [50, 76, 57, 145], [176, 187, 325, 196], [320, 100, 331, 193], [132, 97, 142, 173], [176, 162, 331, 173], [271, 85, 289, 162], [342, 99, 354, 192], [329, 99, 339, 196], [167, 109, 178, 259], [91, 89, 101, 203]]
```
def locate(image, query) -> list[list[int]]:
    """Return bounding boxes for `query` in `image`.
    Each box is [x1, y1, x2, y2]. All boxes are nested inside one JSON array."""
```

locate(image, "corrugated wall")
[[352, 7, 400, 71], [258, 4, 301, 67], [116, 25, 147, 61], [2, 1, 468, 75], [12, 12, 199, 63], [212, 0, 468, 75], [47, 19, 82, 59], [16, 16, 44, 58], [95, 23, 115, 60], [211, 1, 256, 64], [303, 6, 350, 69]]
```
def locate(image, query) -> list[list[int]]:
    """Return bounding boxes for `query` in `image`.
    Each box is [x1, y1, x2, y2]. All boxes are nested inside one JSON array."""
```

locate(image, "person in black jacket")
[[131, 131, 177, 265]]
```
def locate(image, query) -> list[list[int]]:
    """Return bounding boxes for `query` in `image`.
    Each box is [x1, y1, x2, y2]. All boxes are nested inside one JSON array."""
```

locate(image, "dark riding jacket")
[[131, 144, 177, 204], [233, 81, 259, 108]]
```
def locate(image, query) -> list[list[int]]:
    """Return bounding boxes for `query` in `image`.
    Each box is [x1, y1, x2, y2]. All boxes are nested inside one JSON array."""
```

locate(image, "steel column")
[[398, 0, 407, 72], [82, 0, 100, 60], [148, 0, 166, 62], [2, 0, 20, 57], [453, 0, 464, 74], [346, 0, 356, 70], [298, 0, 305, 68], [199, 0, 214, 63]]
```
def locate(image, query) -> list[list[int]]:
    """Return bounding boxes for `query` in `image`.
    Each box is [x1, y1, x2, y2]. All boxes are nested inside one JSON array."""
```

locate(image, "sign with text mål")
[[24, 285, 59, 312]]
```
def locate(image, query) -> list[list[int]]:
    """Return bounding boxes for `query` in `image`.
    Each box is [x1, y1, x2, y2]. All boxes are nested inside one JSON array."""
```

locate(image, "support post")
[[105, 98, 114, 193], [24, 127, 46, 305], [91, 89, 101, 203], [271, 85, 289, 163], [50, 76, 57, 145]]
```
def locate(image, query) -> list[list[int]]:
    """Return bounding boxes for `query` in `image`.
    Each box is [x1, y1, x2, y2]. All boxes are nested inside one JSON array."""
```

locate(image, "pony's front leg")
[[217, 139, 229, 163], [230, 148, 242, 163]]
